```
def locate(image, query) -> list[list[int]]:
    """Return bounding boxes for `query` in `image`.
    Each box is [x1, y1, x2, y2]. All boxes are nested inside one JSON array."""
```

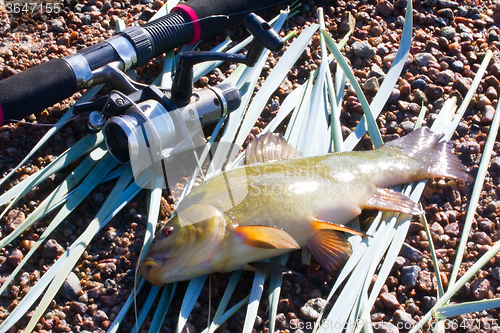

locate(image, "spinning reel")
[[73, 13, 283, 189]]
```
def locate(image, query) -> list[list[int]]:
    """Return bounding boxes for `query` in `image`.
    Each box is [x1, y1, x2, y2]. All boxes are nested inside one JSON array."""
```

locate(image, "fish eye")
[[164, 227, 174, 237]]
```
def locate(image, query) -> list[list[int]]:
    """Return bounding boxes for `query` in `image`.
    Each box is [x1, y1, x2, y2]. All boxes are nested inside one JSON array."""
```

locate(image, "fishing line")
[[3, 113, 88, 126]]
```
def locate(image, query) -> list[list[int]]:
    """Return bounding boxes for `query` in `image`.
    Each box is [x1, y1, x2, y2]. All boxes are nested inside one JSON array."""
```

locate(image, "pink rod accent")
[[172, 4, 201, 45]]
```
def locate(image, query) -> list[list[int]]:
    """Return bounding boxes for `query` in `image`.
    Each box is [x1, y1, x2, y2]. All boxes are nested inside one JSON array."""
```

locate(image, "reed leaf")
[[208, 271, 242, 333], [0, 148, 110, 297], [242, 270, 267, 333], [343, 0, 412, 150], [148, 283, 177, 333], [268, 253, 291, 333], [177, 275, 208, 333]]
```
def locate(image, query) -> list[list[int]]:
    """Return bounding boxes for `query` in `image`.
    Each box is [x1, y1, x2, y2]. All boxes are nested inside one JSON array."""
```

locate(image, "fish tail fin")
[[383, 127, 472, 182]]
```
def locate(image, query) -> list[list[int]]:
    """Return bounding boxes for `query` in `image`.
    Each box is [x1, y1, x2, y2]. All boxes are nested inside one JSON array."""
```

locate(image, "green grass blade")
[[0, 148, 111, 297], [435, 299, 500, 318], [132, 286, 161, 333], [201, 295, 251, 333], [443, 50, 493, 139], [321, 29, 382, 148], [0, 84, 103, 188], [449, 95, 500, 286], [0, 132, 103, 214], [267, 85, 304, 133], [208, 271, 242, 333], [414, 104, 427, 129], [421, 214, 445, 298], [285, 73, 314, 146], [21, 162, 141, 333], [296, 10, 328, 156], [107, 279, 146, 333], [242, 271, 267, 333], [0, 147, 106, 249], [234, 19, 316, 149], [268, 254, 290, 333], [148, 283, 177, 333], [177, 275, 208, 333], [343, 0, 412, 150]]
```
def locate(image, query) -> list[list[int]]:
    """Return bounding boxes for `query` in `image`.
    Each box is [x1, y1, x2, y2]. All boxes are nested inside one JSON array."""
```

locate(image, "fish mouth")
[[140, 258, 164, 285]]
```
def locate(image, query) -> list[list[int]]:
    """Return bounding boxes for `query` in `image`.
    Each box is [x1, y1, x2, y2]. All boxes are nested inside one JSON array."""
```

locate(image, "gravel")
[[2, 0, 500, 331]]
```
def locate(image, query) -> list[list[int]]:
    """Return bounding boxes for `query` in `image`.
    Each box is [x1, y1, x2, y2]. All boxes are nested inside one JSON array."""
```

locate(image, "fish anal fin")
[[312, 219, 368, 237], [306, 231, 352, 276], [364, 188, 424, 215], [244, 262, 293, 275], [235, 225, 300, 249]]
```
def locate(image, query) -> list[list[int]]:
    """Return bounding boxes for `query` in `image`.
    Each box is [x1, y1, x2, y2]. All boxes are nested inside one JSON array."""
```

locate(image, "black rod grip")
[[0, 59, 77, 122], [188, 0, 289, 39]]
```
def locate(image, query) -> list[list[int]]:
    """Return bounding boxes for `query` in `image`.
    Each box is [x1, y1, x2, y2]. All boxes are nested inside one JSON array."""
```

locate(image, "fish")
[[140, 127, 471, 286]]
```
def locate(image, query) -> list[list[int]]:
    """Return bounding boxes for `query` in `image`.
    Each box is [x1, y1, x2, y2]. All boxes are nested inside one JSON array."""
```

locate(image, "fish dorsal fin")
[[235, 225, 300, 249], [312, 219, 368, 237], [243, 262, 293, 275], [245, 132, 302, 165], [364, 188, 424, 215], [306, 230, 352, 276]]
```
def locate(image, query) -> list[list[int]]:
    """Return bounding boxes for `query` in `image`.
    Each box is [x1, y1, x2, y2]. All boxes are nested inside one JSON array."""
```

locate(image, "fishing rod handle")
[[0, 0, 289, 123]]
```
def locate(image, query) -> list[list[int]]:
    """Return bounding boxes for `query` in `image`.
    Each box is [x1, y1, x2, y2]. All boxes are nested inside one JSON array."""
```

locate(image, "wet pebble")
[[379, 292, 400, 310], [400, 121, 414, 133], [299, 298, 327, 321], [61, 272, 82, 300], [456, 141, 480, 155], [400, 243, 423, 262], [70, 301, 88, 315], [352, 41, 376, 58], [473, 231, 492, 245], [470, 278, 493, 299], [424, 84, 444, 100], [444, 222, 460, 236], [93, 310, 108, 323], [364, 77, 380, 93], [422, 296, 437, 309], [482, 105, 495, 123], [490, 267, 500, 280], [6, 209, 25, 232], [450, 60, 464, 72], [440, 26, 456, 39], [401, 266, 421, 288], [436, 69, 455, 85], [42, 239, 65, 258], [373, 322, 399, 333], [376, 0, 394, 17], [414, 53, 437, 67], [417, 271, 435, 292], [7, 249, 23, 267], [393, 310, 416, 330]]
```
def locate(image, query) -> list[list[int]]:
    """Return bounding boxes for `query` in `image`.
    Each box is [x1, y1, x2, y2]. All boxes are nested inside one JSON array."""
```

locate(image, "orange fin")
[[245, 132, 302, 164], [312, 219, 368, 237], [364, 188, 424, 215], [235, 225, 300, 249], [306, 231, 352, 276], [244, 262, 293, 275]]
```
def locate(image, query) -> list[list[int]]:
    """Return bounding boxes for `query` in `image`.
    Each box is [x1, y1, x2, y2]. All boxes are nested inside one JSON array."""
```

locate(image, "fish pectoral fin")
[[312, 219, 368, 237], [306, 230, 352, 276], [244, 262, 293, 275], [234, 225, 300, 249], [364, 188, 424, 215]]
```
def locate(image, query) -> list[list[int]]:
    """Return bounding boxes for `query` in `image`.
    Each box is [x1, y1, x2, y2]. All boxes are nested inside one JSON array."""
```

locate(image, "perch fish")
[[141, 127, 471, 286]]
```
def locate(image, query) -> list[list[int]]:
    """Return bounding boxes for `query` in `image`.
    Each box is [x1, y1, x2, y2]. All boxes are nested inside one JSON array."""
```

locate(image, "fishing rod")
[[0, 0, 291, 124]]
